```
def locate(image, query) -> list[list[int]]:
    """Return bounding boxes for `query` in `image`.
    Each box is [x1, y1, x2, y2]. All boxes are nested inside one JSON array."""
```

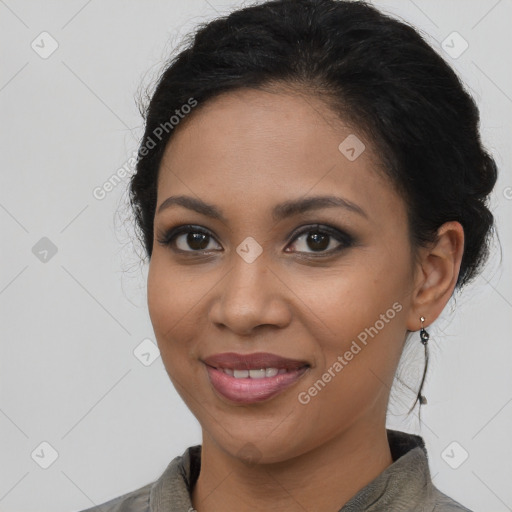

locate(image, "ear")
[[406, 221, 465, 331]]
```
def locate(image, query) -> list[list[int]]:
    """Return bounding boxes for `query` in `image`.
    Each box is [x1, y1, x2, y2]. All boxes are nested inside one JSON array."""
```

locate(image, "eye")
[[157, 223, 354, 256], [285, 224, 354, 255], [157, 225, 222, 253]]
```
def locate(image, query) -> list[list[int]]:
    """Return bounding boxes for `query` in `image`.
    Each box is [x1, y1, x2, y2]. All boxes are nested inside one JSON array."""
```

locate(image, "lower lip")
[[205, 365, 309, 404]]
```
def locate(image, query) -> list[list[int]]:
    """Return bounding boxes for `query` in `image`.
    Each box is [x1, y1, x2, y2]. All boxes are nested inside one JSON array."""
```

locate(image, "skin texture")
[[147, 86, 465, 512]]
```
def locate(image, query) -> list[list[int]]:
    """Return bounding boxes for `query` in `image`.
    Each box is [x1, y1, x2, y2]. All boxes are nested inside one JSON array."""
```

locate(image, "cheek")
[[301, 257, 407, 338], [147, 260, 172, 333], [146, 256, 215, 382], [147, 255, 197, 330], [295, 253, 410, 399], [147, 258, 193, 357], [147, 264, 198, 395]]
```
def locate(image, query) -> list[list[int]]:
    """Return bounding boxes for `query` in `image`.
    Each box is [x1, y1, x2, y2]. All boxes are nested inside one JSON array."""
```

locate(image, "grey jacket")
[[77, 429, 472, 511]]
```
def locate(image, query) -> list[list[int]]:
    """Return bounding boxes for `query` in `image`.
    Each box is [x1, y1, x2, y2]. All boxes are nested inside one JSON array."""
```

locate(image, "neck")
[[191, 421, 393, 512]]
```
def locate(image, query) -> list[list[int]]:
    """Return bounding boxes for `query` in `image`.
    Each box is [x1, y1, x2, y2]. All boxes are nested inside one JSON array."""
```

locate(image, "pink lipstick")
[[202, 352, 310, 404]]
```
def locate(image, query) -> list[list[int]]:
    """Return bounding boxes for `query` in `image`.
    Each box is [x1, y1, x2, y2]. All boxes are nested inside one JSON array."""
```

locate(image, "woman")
[[80, 0, 497, 510]]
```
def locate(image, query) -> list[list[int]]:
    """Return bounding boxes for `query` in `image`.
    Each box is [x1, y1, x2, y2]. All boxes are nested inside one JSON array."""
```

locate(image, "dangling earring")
[[418, 316, 429, 405]]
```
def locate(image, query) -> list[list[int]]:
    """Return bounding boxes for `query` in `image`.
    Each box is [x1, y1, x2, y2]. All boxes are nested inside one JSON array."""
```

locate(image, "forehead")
[[156, 87, 402, 225]]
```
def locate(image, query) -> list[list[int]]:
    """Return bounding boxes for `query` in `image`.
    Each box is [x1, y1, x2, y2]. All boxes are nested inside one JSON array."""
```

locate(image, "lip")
[[202, 352, 310, 371], [202, 352, 310, 404]]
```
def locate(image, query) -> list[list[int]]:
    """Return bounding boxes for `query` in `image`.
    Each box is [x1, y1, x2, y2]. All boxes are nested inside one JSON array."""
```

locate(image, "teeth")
[[220, 367, 284, 378]]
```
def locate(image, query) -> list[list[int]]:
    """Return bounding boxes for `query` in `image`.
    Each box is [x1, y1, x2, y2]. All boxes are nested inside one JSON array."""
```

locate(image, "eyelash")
[[156, 224, 355, 257]]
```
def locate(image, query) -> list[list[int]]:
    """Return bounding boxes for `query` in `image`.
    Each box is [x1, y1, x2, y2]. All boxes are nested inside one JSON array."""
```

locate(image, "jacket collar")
[[149, 429, 434, 511], [340, 429, 434, 510]]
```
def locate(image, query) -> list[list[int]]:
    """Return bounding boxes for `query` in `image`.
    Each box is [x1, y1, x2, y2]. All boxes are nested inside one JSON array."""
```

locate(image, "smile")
[[217, 367, 293, 378], [202, 354, 309, 404]]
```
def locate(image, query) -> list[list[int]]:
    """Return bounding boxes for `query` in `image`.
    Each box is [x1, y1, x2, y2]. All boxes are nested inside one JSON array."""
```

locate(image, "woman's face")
[[147, 87, 419, 463]]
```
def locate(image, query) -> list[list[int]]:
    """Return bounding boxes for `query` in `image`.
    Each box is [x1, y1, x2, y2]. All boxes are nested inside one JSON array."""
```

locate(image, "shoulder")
[[75, 482, 152, 512], [431, 485, 473, 512], [72, 445, 199, 512]]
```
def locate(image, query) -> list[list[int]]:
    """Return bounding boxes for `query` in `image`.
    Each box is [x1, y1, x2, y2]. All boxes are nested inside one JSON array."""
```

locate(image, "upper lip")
[[202, 352, 310, 371]]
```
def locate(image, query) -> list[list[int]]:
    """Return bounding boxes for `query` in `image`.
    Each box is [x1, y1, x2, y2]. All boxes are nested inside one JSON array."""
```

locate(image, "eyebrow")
[[156, 194, 368, 222]]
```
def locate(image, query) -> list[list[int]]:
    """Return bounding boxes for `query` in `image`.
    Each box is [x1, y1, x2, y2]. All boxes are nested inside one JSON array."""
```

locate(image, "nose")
[[208, 254, 293, 336]]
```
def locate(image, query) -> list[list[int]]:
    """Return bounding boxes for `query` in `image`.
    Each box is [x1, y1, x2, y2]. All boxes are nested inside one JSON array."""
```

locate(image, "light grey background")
[[1, 1, 511, 511]]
